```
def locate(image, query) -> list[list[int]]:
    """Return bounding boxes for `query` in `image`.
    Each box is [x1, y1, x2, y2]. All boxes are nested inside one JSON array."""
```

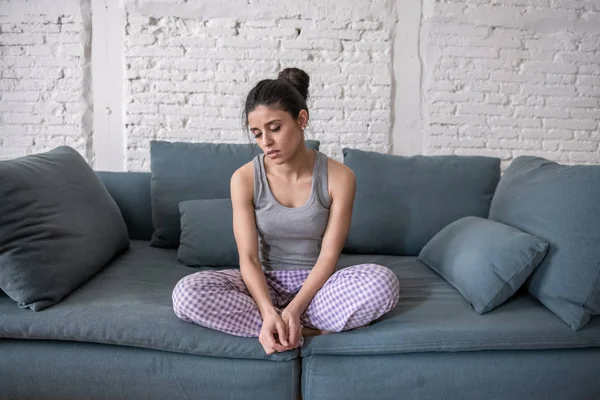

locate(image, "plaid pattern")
[[172, 264, 400, 338]]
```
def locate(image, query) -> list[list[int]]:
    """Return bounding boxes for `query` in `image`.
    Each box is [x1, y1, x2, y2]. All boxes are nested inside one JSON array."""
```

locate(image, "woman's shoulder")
[[230, 160, 255, 199], [325, 155, 355, 181]]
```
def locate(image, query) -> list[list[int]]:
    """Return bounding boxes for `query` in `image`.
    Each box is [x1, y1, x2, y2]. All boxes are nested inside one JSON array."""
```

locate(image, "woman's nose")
[[261, 132, 273, 146]]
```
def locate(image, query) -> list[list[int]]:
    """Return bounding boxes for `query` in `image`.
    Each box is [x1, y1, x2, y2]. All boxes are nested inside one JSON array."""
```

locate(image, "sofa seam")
[[580, 261, 600, 326]]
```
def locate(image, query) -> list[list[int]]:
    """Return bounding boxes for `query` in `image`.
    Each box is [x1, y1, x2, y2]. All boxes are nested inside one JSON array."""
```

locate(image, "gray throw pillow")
[[177, 199, 238, 267], [343, 148, 501, 256], [489, 156, 600, 330], [419, 216, 549, 314], [150, 140, 320, 248], [0, 146, 129, 311]]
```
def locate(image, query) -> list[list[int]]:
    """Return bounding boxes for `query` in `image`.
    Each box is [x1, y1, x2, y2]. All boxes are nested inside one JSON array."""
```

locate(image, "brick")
[[155, 81, 215, 93], [464, 37, 521, 48], [521, 84, 577, 97], [128, 104, 159, 114], [429, 24, 489, 37], [570, 109, 600, 119], [546, 97, 598, 108], [1, 91, 39, 102], [521, 61, 578, 74], [491, 128, 519, 138], [166, 37, 218, 48], [128, 46, 184, 57], [188, 48, 246, 59], [557, 52, 600, 63], [577, 75, 600, 86], [487, 139, 541, 150], [221, 37, 279, 49], [26, 46, 53, 56], [524, 38, 577, 51], [544, 118, 597, 130], [302, 29, 360, 41], [46, 33, 80, 44], [428, 114, 487, 126], [187, 118, 239, 130], [560, 141, 598, 151], [3, 113, 44, 124], [239, 27, 297, 38], [516, 107, 570, 119], [458, 104, 513, 116], [139, 70, 185, 80], [442, 46, 499, 58], [29, 24, 60, 33], [432, 92, 485, 102], [0, 33, 45, 45], [542, 141, 559, 151], [470, 81, 500, 92], [453, 148, 513, 159], [489, 117, 542, 128], [545, 74, 576, 85], [490, 72, 544, 83]]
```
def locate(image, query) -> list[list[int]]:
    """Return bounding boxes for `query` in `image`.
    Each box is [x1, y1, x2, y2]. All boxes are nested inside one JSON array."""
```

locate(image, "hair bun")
[[278, 67, 310, 101]]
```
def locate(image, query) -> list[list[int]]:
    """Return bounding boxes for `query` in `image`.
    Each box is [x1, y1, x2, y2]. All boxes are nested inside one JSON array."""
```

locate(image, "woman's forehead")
[[248, 105, 290, 125]]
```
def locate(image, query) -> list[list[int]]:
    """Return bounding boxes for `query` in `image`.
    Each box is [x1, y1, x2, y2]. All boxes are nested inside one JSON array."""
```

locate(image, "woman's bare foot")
[[302, 327, 334, 337]]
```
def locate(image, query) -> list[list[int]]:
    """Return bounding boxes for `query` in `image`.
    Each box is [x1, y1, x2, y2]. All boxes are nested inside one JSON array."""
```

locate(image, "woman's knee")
[[172, 272, 214, 319], [355, 264, 400, 307]]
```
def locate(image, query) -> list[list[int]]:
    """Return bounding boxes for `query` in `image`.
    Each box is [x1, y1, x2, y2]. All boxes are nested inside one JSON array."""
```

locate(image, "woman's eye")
[[253, 132, 262, 139], [271, 126, 280, 132]]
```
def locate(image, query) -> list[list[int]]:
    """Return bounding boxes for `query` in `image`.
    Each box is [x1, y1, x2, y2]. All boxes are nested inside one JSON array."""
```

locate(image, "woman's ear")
[[298, 109, 308, 129]]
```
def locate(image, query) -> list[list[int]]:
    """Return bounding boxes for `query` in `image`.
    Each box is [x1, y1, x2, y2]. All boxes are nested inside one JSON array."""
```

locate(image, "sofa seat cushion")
[[300, 254, 600, 357], [0, 241, 296, 362]]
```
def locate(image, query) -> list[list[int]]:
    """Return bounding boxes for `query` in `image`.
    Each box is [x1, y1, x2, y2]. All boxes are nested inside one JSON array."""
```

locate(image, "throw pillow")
[[177, 199, 239, 267], [342, 148, 501, 255], [418, 216, 549, 314], [0, 146, 129, 311], [489, 156, 600, 330], [150, 140, 320, 248]]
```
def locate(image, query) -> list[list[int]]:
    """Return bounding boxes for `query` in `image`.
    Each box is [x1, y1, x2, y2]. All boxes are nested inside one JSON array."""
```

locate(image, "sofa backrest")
[[96, 171, 153, 241]]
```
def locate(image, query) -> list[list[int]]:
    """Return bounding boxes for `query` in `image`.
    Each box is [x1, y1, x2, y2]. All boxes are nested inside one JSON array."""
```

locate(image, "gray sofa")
[[1, 142, 600, 400]]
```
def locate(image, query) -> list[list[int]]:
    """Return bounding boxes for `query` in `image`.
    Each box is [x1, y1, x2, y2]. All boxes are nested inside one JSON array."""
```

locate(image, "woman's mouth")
[[267, 150, 280, 158]]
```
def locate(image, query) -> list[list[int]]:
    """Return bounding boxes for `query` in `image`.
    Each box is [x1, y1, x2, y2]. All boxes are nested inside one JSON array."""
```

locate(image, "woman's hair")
[[242, 67, 310, 132]]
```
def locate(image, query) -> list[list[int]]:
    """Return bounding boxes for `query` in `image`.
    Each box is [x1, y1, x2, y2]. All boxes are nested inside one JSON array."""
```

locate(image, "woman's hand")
[[281, 308, 302, 349], [259, 309, 290, 354]]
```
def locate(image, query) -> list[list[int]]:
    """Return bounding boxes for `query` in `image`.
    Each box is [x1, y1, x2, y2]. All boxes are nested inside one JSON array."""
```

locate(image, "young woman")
[[172, 67, 399, 355]]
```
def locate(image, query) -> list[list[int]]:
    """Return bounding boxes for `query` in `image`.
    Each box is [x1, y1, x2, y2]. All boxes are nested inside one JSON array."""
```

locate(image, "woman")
[[173, 67, 399, 355]]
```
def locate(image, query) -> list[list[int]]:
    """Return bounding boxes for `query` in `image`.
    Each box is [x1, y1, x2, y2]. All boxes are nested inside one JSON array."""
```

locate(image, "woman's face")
[[247, 105, 308, 164]]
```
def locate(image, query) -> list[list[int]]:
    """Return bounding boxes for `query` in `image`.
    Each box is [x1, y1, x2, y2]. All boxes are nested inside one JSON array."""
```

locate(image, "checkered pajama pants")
[[172, 264, 400, 337]]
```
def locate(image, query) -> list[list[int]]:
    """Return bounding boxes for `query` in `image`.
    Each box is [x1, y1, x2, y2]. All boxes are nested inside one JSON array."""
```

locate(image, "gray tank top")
[[253, 149, 331, 271]]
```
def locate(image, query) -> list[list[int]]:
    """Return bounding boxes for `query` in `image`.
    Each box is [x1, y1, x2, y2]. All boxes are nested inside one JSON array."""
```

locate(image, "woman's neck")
[[265, 146, 315, 182]]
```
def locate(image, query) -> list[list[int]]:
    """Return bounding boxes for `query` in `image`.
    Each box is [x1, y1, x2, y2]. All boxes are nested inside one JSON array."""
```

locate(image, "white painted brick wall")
[[123, 12, 394, 171], [422, 0, 600, 167], [0, 0, 90, 161], [1, 0, 599, 170]]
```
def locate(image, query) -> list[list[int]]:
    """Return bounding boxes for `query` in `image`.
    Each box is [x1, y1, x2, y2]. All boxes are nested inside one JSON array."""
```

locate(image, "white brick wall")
[[123, 13, 394, 171], [422, 0, 600, 167], [0, 0, 90, 161], [1, 0, 599, 169]]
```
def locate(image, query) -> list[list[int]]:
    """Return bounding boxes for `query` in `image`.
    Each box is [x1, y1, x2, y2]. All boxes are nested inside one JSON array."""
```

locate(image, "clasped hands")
[[259, 307, 302, 355]]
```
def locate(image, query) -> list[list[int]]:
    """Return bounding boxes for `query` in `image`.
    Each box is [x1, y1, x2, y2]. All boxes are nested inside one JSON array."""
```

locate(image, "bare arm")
[[284, 160, 356, 317], [230, 164, 289, 351]]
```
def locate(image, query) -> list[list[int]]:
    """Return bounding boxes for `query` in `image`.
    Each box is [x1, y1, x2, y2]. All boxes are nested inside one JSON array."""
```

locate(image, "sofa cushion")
[[150, 140, 320, 248], [418, 216, 548, 314], [177, 199, 239, 267], [342, 148, 501, 255], [299, 254, 600, 358], [0, 146, 129, 311], [489, 156, 600, 330], [0, 241, 296, 361], [97, 171, 153, 241]]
